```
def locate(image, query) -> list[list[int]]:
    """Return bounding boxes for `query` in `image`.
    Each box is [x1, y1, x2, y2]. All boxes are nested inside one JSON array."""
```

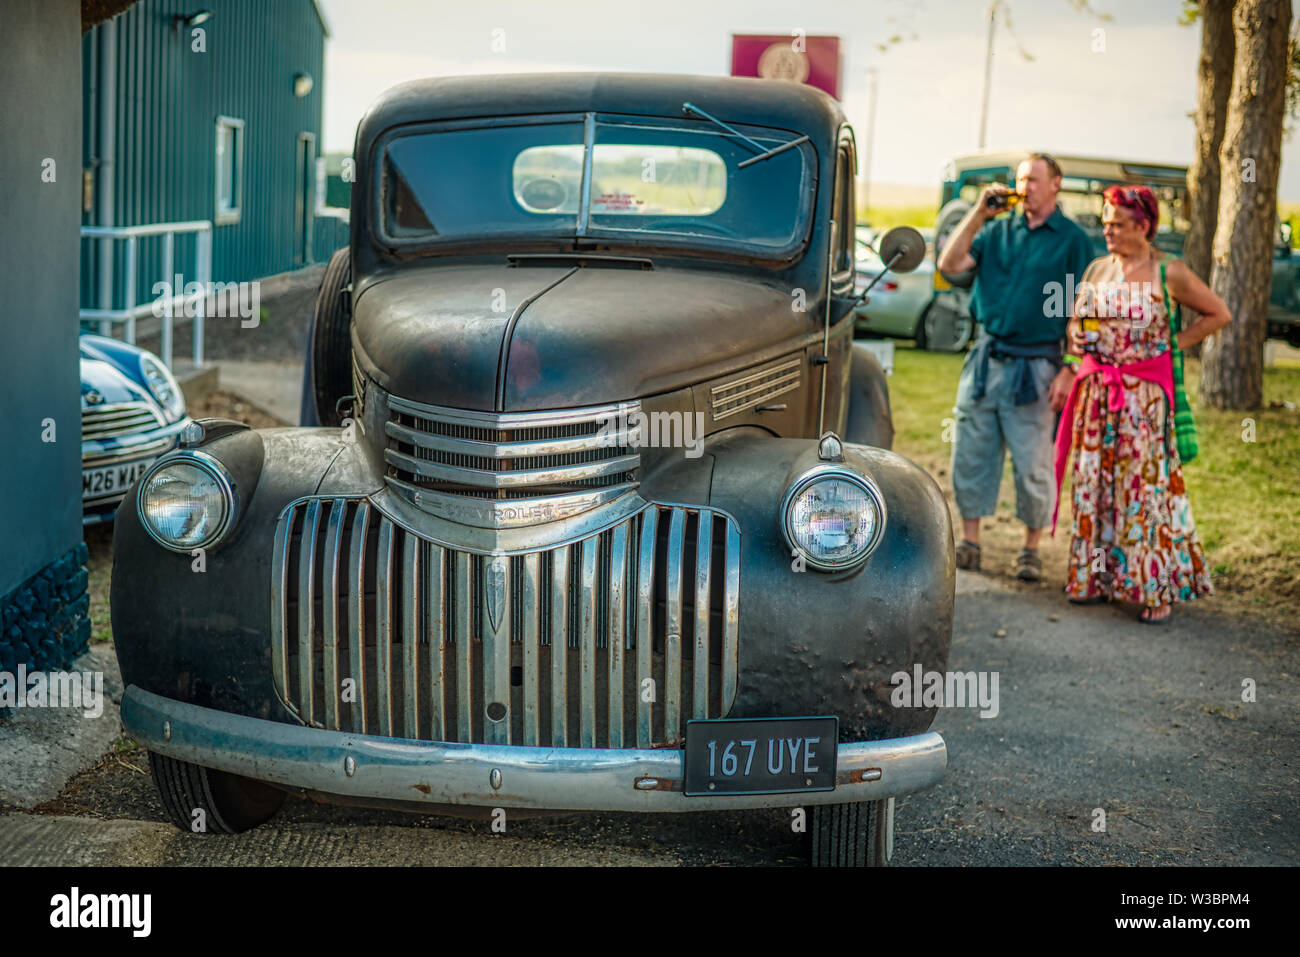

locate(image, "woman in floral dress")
[[1054, 185, 1231, 623]]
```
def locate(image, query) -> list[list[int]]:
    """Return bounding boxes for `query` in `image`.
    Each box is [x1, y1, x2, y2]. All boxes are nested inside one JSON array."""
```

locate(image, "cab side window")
[[831, 139, 856, 288]]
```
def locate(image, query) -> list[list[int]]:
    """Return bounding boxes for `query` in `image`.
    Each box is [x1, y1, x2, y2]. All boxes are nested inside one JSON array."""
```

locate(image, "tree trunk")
[[1201, 0, 1290, 410], [1185, 0, 1236, 286], [1183, 0, 1237, 359]]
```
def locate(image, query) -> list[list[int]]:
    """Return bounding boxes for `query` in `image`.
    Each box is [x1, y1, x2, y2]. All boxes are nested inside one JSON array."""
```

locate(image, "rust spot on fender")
[[413, 783, 431, 794]]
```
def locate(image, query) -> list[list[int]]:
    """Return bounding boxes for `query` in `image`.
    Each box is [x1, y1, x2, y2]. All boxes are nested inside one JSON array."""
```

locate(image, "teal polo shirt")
[[968, 205, 1094, 345]]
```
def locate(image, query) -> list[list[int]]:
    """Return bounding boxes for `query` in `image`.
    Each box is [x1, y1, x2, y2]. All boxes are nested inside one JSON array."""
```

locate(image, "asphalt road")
[[3, 581, 1296, 866]]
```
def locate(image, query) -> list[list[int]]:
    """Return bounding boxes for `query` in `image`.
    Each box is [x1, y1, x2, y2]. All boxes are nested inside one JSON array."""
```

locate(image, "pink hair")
[[1103, 184, 1158, 240]]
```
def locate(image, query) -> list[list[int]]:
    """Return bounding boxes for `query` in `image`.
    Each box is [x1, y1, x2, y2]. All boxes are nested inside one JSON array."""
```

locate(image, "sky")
[[314, 0, 1300, 202]]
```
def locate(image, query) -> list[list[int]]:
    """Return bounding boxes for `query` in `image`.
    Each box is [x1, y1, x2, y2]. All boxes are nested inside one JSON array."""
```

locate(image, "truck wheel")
[[918, 298, 975, 353], [310, 247, 352, 427], [811, 797, 893, 866], [147, 751, 285, 834]]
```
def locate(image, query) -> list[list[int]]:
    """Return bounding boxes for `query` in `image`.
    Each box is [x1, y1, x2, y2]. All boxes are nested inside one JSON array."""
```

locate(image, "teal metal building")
[[80, 0, 348, 320]]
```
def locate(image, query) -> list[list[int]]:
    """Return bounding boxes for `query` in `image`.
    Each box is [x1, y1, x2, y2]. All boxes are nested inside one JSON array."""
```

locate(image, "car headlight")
[[136, 451, 237, 552], [139, 353, 187, 422], [781, 465, 886, 571]]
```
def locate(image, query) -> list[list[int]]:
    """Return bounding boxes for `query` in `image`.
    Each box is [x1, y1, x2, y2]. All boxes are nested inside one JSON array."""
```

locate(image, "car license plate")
[[82, 458, 155, 501], [684, 716, 838, 796]]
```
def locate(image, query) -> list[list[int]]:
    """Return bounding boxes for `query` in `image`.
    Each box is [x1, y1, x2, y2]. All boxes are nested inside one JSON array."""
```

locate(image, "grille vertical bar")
[[347, 504, 371, 733], [375, 519, 396, 737], [577, 537, 598, 748], [454, 552, 473, 743], [425, 542, 446, 741], [521, 552, 542, 746], [663, 509, 685, 746], [402, 535, 421, 738], [606, 522, 629, 748], [271, 499, 740, 749], [321, 500, 346, 731], [297, 499, 321, 726], [550, 545, 570, 747], [693, 508, 713, 720], [634, 508, 658, 748], [482, 556, 511, 745], [722, 522, 740, 711]]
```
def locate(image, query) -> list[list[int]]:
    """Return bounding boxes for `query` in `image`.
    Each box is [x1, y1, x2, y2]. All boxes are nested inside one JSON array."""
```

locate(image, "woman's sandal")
[[1068, 595, 1106, 605], [1139, 605, 1172, 625], [955, 539, 981, 571]]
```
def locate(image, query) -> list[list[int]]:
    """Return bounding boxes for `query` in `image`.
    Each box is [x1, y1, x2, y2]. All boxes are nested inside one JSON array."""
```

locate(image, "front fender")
[[703, 429, 953, 739], [111, 427, 351, 723]]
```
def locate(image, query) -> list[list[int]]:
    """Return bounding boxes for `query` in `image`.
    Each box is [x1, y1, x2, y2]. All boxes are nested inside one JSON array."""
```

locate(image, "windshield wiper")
[[681, 102, 810, 169]]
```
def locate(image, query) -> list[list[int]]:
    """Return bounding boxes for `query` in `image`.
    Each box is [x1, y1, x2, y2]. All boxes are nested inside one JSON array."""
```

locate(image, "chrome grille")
[[271, 499, 741, 748], [710, 357, 802, 420], [382, 395, 642, 527], [82, 435, 173, 468], [82, 402, 165, 441]]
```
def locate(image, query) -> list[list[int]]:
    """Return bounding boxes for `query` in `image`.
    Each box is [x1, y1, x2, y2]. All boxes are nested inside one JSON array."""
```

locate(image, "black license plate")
[[684, 716, 838, 796]]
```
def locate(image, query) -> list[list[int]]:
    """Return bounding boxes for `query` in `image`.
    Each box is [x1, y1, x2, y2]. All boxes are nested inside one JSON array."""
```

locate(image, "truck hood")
[[351, 262, 811, 411]]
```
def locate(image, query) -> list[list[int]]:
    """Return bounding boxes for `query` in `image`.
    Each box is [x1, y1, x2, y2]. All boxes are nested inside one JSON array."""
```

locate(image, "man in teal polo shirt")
[[937, 153, 1093, 581]]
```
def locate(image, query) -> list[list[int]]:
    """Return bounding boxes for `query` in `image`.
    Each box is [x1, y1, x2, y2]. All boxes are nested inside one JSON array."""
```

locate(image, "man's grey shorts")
[[951, 352, 1059, 527]]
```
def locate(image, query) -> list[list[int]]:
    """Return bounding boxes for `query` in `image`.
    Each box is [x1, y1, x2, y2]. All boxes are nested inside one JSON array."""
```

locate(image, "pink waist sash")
[[1051, 350, 1175, 534]]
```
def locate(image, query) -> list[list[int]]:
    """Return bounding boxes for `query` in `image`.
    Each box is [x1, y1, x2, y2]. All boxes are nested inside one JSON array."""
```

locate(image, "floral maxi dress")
[[1065, 257, 1213, 606]]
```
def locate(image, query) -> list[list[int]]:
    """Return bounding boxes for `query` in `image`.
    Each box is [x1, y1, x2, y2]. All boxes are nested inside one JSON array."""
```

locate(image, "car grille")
[[381, 394, 641, 527], [82, 436, 173, 468], [270, 497, 741, 748], [82, 402, 165, 441], [710, 356, 802, 420]]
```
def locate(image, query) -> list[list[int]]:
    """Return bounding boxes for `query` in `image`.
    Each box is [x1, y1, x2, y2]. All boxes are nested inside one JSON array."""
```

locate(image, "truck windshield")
[[380, 115, 813, 255]]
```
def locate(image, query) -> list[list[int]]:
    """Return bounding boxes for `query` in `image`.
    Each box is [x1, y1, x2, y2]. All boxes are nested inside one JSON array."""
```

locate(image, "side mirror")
[[878, 226, 926, 274]]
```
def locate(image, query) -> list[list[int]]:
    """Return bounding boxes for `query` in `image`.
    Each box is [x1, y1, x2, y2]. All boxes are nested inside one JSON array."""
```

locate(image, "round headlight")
[[137, 452, 236, 552], [139, 354, 187, 422], [782, 467, 886, 571]]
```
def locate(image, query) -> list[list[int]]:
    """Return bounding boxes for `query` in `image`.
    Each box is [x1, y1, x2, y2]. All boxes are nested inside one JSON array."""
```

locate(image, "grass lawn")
[[886, 341, 1300, 626]]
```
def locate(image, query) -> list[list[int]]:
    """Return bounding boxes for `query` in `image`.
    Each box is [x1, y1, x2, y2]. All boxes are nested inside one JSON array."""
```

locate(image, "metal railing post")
[[123, 235, 137, 344], [195, 227, 210, 366], [160, 231, 174, 369]]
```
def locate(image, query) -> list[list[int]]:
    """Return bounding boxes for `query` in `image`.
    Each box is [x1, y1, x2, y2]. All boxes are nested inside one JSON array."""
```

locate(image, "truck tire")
[[147, 751, 285, 834], [917, 296, 975, 353], [310, 247, 352, 427], [844, 342, 895, 450], [811, 797, 893, 867]]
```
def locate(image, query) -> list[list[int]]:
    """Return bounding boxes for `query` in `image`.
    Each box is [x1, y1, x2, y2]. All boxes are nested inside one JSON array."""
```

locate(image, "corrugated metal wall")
[[80, 0, 347, 311]]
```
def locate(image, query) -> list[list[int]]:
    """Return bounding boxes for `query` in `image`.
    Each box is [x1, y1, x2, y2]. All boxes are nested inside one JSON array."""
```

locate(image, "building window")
[[215, 116, 245, 225]]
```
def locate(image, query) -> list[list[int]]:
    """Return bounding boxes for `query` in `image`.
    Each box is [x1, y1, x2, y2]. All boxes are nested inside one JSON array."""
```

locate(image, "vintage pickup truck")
[[111, 73, 954, 866]]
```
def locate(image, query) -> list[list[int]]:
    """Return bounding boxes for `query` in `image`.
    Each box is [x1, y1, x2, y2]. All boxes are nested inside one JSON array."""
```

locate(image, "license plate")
[[684, 716, 838, 796], [82, 458, 155, 501]]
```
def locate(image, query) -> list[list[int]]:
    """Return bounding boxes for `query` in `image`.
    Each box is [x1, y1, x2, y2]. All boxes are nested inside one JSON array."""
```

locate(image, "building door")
[[295, 132, 316, 265]]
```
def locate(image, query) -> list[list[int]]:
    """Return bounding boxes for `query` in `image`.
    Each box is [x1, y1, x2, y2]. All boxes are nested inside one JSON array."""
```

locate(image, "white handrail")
[[79, 220, 213, 369]]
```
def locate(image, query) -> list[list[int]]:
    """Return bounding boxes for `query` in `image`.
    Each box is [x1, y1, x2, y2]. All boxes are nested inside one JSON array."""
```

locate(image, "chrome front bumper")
[[122, 685, 948, 812]]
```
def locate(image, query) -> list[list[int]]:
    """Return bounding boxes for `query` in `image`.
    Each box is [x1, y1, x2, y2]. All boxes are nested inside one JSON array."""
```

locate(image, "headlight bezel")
[[780, 463, 888, 572], [135, 450, 239, 553], [138, 353, 187, 422]]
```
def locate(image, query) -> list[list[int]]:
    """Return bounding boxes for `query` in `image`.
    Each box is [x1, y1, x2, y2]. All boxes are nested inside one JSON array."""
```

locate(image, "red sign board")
[[730, 34, 842, 100]]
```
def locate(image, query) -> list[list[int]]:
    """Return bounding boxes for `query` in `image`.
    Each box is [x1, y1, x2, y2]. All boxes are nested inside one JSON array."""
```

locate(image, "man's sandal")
[[955, 539, 981, 571], [1015, 548, 1043, 582]]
